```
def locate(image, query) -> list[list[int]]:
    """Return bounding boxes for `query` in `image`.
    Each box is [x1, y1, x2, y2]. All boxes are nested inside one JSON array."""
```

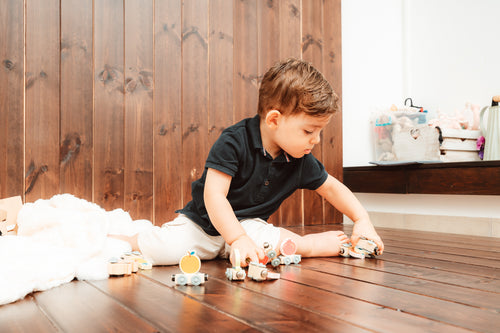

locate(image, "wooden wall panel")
[[0, 0, 24, 198], [278, 0, 303, 227], [302, 0, 325, 225], [124, 0, 154, 220], [25, 0, 60, 201], [153, 0, 182, 224], [94, 0, 125, 211], [60, 0, 93, 202], [209, 0, 234, 147], [0, 0, 342, 226], [322, 0, 343, 223], [234, 0, 259, 121], [256, 0, 280, 226], [181, 0, 209, 205]]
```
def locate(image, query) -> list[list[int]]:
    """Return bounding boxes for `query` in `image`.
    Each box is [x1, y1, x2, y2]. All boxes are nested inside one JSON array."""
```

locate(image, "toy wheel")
[[283, 257, 292, 265], [271, 258, 280, 267], [177, 275, 187, 285], [225, 269, 233, 280], [268, 250, 277, 259], [191, 275, 202, 286], [293, 256, 301, 264]]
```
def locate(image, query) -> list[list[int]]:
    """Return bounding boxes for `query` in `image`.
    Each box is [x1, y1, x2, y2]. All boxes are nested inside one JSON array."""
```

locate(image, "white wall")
[[341, 0, 500, 234]]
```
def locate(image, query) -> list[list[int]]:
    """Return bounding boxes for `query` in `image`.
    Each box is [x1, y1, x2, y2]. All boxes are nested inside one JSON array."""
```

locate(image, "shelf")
[[343, 161, 500, 195]]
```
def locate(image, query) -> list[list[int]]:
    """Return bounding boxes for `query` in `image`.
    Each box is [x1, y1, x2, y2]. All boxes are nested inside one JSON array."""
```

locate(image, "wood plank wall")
[[0, 0, 342, 226]]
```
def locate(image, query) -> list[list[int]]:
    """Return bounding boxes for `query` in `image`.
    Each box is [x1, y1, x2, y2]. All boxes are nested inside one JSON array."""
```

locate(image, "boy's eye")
[[304, 130, 313, 135]]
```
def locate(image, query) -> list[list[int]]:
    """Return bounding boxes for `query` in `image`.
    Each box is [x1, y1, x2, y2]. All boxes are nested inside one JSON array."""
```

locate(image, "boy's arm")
[[204, 168, 264, 266], [315, 175, 384, 253]]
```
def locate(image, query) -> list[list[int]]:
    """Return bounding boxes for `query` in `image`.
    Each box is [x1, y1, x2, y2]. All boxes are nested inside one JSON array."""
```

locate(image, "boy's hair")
[[257, 58, 339, 118]]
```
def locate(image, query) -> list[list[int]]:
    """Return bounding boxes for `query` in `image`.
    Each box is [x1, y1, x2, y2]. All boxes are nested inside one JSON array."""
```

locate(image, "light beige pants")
[[137, 214, 281, 266]]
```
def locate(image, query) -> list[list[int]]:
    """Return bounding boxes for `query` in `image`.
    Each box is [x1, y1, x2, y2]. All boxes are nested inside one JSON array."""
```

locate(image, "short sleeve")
[[204, 130, 242, 177], [299, 154, 328, 190]]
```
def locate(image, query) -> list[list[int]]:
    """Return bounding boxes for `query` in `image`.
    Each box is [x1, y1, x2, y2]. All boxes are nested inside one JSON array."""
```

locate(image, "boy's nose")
[[311, 133, 321, 144]]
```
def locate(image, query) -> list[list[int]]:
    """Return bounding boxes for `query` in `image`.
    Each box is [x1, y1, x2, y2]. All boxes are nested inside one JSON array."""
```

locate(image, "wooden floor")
[[1, 225, 499, 333]]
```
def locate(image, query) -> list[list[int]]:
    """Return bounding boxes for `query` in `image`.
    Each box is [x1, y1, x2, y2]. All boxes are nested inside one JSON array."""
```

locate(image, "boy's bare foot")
[[279, 229, 349, 258]]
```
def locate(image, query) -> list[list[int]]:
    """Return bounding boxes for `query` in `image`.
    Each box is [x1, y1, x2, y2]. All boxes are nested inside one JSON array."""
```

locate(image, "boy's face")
[[272, 112, 331, 158]]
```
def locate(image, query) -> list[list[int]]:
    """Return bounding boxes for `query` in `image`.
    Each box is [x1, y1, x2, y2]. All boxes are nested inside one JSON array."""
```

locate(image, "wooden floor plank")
[[278, 263, 499, 333], [33, 280, 159, 332], [384, 239, 500, 259], [140, 266, 371, 333], [0, 296, 56, 332], [1, 225, 499, 333], [379, 252, 500, 279], [384, 246, 500, 268], [304, 258, 500, 311], [89, 274, 258, 332], [197, 259, 473, 333], [329, 255, 500, 293], [376, 227, 500, 248], [378, 231, 500, 252]]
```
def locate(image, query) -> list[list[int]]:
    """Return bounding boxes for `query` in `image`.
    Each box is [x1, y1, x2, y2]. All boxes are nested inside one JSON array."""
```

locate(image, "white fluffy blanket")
[[0, 194, 153, 305]]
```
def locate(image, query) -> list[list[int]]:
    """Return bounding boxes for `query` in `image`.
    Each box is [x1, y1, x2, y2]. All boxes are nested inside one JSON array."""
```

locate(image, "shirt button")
[[264, 180, 270, 186]]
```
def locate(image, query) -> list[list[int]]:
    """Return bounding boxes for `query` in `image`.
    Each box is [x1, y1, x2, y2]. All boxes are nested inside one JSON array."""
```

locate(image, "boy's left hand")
[[351, 218, 384, 254]]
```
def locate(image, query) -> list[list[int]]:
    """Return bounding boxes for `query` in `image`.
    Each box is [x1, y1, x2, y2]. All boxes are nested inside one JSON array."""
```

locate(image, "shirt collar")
[[247, 115, 292, 163]]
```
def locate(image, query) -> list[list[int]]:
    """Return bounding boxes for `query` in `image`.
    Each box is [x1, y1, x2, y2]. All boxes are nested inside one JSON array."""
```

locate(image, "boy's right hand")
[[230, 234, 264, 267]]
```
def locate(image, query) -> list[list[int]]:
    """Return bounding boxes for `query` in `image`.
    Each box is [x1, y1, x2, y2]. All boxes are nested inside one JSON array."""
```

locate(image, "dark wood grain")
[[302, 0, 326, 225], [0, 0, 24, 198], [233, 0, 259, 121], [34, 280, 158, 332], [208, 0, 234, 148], [278, 0, 304, 228], [142, 266, 371, 332], [60, 0, 93, 202], [90, 273, 259, 332], [256, 0, 281, 226], [322, 0, 343, 224], [2, 225, 499, 332], [24, 0, 60, 201], [0, 0, 343, 226], [181, 0, 209, 206], [94, 0, 125, 211], [153, 0, 183, 224], [124, 0, 154, 220], [0, 296, 55, 332], [343, 161, 500, 195], [208, 260, 474, 333]]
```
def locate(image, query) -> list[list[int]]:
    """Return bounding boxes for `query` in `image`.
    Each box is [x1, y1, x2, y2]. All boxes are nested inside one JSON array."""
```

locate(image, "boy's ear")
[[265, 110, 281, 129]]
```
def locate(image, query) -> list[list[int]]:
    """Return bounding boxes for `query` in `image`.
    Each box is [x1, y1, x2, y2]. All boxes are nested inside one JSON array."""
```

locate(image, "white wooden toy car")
[[225, 249, 246, 281], [340, 237, 380, 259], [108, 257, 133, 276], [247, 262, 280, 281], [276, 238, 301, 266], [172, 251, 208, 286]]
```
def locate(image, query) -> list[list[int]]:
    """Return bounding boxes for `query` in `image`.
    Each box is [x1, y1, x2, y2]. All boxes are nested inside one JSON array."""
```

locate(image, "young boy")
[[111, 58, 384, 267]]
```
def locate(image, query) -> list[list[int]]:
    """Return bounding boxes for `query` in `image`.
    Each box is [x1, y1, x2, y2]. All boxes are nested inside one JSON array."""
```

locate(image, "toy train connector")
[[172, 251, 208, 286], [276, 238, 301, 266], [262, 242, 280, 267], [340, 237, 380, 259], [225, 249, 246, 281]]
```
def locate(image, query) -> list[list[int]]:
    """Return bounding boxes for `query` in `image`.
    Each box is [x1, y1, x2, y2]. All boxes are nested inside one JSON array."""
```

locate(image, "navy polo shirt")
[[177, 115, 328, 236]]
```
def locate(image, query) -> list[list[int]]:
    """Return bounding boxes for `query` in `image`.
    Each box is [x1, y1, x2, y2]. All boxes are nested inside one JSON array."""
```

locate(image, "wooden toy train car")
[[172, 251, 208, 286]]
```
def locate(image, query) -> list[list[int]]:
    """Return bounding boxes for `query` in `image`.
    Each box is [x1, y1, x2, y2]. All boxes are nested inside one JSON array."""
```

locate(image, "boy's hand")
[[230, 234, 264, 267], [351, 218, 384, 254]]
